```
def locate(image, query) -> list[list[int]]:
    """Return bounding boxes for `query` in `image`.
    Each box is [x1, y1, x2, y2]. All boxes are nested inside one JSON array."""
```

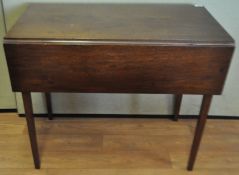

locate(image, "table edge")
[[3, 38, 235, 47]]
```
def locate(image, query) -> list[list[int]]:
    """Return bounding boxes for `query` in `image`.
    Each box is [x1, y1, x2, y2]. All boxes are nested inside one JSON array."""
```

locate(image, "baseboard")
[[18, 113, 239, 120], [0, 109, 17, 113]]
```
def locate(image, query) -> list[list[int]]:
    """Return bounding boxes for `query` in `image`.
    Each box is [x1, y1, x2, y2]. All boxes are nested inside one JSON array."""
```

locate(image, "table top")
[[5, 3, 234, 46]]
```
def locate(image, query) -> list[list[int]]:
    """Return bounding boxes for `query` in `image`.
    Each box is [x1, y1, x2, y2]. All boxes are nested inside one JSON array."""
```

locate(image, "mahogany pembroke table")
[[3, 4, 234, 170]]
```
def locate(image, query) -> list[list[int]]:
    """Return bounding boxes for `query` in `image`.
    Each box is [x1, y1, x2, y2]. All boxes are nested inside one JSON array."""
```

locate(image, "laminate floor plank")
[[0, 113, 238, 175], [30, 118, 192, 136]]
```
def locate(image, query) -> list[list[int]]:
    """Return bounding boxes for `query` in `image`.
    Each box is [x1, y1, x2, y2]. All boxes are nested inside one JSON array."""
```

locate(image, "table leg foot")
[[187, 95, 212, 171], [173, 94, 182, 121], [22, 92, 40, 169], [45, 93, 53, 120]]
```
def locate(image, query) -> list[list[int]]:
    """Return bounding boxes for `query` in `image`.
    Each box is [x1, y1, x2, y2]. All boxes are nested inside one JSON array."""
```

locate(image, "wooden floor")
[[0, 113, 238, 175]]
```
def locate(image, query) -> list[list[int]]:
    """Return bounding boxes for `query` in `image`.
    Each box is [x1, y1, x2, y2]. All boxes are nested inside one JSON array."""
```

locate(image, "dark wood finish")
[[3, 3, 235, 171], [5, 4, 233, 44], [22, 92, 40, 169], [45, 93, 52, 120], [173, 94, 182, 121], [187, 95, 213, 170], [4, 44, 234, 94]]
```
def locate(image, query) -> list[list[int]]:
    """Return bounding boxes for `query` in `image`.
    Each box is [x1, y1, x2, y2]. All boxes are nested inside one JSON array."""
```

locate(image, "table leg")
[[45, 93, 53, 120], [187, 94, 212, 171], [173, 94, 182, 121], [22, 92, 40, 169]]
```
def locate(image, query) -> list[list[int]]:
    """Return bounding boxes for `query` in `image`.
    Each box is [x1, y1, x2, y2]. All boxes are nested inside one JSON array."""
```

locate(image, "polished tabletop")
[[5, 3, 233, 46]]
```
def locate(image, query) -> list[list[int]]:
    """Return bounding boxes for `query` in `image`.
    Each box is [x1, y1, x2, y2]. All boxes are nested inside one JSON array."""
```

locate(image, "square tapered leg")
[[187, 95, 213, 170], [45, 93, 53, 120], [173, 94, 182, 121], [22, 92, 40, 169]]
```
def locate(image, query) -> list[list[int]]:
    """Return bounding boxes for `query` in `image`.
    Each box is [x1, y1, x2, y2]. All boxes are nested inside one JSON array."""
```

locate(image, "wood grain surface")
[[4, 44, 234, 94], [4, 4, 234, 94], [4, 4, 233, 45], [0, 113, 239, 174]]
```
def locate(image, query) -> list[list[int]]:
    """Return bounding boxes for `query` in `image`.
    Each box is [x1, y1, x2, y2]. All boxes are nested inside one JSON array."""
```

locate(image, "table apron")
[[4, 44, 234, 94]]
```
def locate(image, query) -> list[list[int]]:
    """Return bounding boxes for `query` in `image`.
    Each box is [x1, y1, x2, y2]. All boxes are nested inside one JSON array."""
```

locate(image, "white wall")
[[2, 0, 239, 116], [0, 0, 16, 109]]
